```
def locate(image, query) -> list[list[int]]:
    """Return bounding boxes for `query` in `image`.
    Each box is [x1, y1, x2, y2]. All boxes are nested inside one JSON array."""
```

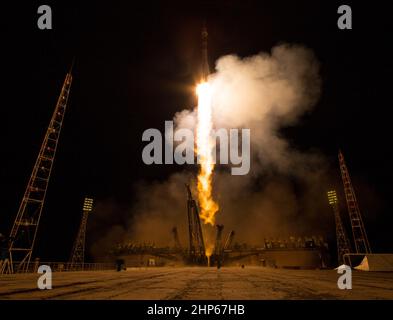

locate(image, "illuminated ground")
[[0, 267, 392, 299]]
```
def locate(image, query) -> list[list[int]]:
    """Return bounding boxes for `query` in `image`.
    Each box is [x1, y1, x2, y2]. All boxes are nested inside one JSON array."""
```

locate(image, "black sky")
[[1, 1, 392, 260]]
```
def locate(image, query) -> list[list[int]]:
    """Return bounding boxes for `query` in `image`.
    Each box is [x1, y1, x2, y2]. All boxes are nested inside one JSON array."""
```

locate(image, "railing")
[[7, 261, 115, 274]]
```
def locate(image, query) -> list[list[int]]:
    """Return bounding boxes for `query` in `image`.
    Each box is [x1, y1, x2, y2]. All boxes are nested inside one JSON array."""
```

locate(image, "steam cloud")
[[90, 44, 335, 259]]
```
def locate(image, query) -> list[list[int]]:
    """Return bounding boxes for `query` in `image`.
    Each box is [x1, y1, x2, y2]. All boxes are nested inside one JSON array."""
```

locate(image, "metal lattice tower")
[[4, 70, 72, 274], [327, 190, 351, 264], [338, 150, 372, 253], [185, 184, 206, 263], [69, 197, 94, 269]]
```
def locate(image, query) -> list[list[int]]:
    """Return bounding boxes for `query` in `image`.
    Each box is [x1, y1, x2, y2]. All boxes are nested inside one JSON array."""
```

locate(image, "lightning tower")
[[327, 190, 351, 264], [338, 150, 372, 253], [3, 69, 73, 274]]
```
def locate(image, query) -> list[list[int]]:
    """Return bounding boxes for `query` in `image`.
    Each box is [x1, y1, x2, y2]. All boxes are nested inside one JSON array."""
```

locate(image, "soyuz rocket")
[[201, 22, 210, 81]]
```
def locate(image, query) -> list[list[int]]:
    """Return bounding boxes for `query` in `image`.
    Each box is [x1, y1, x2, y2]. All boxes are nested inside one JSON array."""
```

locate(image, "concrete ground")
[[0, 266, 392, 299]]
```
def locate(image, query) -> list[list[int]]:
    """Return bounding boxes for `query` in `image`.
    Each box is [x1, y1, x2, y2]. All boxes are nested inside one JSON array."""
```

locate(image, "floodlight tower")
[[327, 190, 351, 264], [69, 197, 94, 269]]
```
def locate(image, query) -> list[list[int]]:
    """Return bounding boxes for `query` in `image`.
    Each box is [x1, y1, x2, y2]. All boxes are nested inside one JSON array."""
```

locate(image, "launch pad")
[[1, 266, 392, 299]]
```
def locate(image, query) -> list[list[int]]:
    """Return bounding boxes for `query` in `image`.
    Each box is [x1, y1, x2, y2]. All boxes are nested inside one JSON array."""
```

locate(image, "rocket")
[[201, 22, 210, 81]]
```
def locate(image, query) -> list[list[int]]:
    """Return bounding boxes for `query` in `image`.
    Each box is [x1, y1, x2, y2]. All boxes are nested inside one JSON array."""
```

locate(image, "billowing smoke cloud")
[[211, 44, 321, 173], [176, 44, 321, 174], [90, 44, 335, 258]]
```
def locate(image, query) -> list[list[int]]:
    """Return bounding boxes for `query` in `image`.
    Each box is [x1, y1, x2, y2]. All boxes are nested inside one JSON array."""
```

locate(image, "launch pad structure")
[[115, 150, 383, 270], [115, 182, 330, 269], [186, 184, 206, 265]]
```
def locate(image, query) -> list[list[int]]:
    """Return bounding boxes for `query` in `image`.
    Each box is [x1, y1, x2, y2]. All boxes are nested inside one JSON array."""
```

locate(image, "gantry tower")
[[186, 184, 206, 263]]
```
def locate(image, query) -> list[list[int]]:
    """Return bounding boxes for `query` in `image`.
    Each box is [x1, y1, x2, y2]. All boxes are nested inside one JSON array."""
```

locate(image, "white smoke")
[[174, 43, 321, 175], [90, 43, 332, 257]]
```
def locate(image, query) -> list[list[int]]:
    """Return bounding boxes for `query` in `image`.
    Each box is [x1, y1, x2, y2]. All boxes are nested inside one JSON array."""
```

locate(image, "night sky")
[[1, 1, 392, 261]]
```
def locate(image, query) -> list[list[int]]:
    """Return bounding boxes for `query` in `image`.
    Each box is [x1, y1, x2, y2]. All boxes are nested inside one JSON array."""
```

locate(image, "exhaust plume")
[[90, 43, 329, 258]]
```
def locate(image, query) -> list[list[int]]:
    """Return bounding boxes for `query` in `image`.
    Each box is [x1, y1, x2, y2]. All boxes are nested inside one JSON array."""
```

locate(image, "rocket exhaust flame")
[[196, 82, 219, 227]]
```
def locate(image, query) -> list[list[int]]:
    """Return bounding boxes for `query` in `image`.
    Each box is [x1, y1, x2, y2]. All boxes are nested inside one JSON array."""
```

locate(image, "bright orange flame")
[[196, 82, 219, 226]]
